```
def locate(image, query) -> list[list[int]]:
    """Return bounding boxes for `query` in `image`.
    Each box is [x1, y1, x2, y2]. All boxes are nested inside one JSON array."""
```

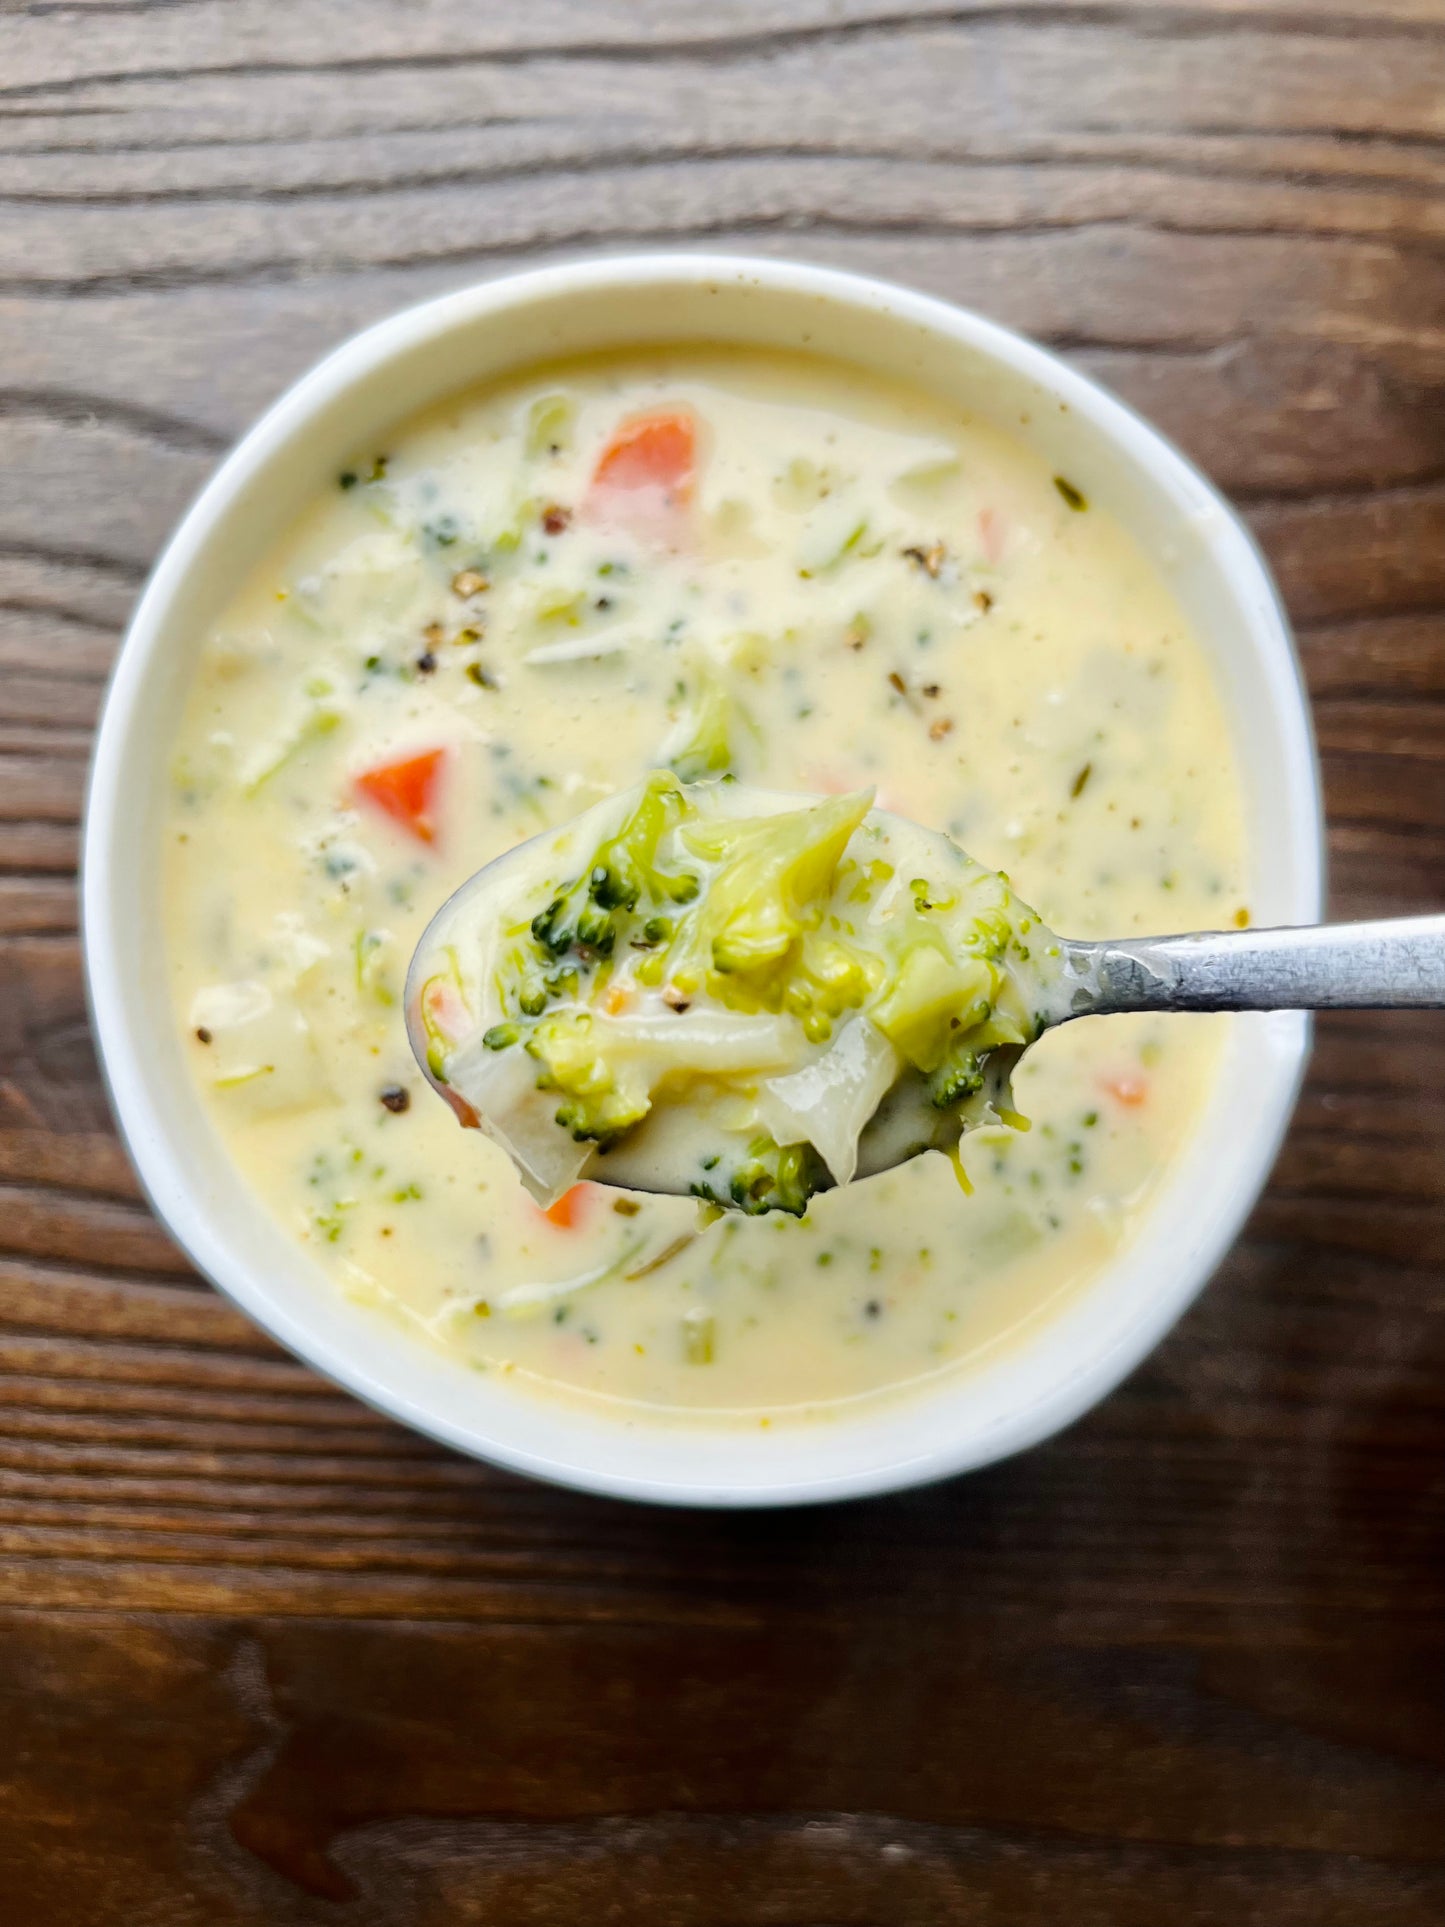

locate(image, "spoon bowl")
[[404, 785, 1003, 1203], [407, 781, 1445, 1208]]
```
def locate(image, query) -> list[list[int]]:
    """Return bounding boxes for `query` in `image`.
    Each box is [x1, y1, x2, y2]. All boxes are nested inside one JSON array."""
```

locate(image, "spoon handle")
[[1060, 915, 1445, 1018]]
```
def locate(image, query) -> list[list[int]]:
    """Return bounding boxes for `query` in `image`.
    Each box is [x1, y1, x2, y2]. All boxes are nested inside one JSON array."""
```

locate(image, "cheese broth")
[[163, 347, 1247, 1420]]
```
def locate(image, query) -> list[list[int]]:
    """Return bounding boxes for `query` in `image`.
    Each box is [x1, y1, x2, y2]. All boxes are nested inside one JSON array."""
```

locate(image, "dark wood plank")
[[1, 1, 1443, 1920]]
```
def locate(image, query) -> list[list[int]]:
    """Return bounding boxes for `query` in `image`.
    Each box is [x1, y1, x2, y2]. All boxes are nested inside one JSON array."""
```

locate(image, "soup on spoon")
[[408, 771, 1065, 1213], [410, 773, 1445, 1218]]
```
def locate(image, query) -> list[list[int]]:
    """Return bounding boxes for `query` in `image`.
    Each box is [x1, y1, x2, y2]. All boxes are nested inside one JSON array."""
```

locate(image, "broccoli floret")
[[778, 937, 878, 1043], [871, 947, 998, 1073], [963, 904, 1018, 964], [927, 1008, 1033, 1111], [690, 1136, 828, 1218], [529, 883, 617, 959], [665, 789, 874, 1020], [927, 1041, 986, 1110], [493, 939, 575, 1022], [527, 772, 700, 969], [869, 937, 1040, 1113], [523, 1010, 652, 1145]]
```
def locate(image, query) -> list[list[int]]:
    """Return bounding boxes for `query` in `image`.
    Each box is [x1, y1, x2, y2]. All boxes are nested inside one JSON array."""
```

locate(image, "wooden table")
[[4, 4, 1444, 1920]]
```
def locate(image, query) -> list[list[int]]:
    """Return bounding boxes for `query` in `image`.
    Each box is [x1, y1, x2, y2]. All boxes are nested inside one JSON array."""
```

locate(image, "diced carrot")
[[421, 974, 467, 1039], [413, 975, 479, 1125], [593, 409, 695, 496], [806, 768, 900, 814], [586, 408, 697, 544], [1102, 1070, 1149, 1107], [978, 506, 1005, 565], [439, 1087, 481, 1130], [354, 747, 447, 845], [804, 768, 860, 797], [542, 1185, 589, 1229], [804, 767, 849, 796]]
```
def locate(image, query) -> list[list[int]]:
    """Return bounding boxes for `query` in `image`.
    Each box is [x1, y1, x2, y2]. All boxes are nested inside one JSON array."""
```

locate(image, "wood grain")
[[2, 1, 1444, 1920]]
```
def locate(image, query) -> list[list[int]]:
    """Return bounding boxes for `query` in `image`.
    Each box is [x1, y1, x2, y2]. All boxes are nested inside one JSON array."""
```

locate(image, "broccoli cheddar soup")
[[164, 346, 1248, 1421]]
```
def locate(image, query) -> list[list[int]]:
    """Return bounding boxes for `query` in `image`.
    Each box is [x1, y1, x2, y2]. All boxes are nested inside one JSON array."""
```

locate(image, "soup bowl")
[[83, 254, 1322, 1505]]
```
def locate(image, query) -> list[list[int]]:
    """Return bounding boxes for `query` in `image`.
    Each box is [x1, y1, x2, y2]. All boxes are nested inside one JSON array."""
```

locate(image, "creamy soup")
[[163, 347, 1247, 1420]]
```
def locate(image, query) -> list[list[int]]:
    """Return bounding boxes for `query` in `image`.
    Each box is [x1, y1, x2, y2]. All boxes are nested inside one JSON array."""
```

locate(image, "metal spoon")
[[407, 804, 1445, 1201], [842, 914, 1445, 1191], [1054, 916, 1445, 1019]]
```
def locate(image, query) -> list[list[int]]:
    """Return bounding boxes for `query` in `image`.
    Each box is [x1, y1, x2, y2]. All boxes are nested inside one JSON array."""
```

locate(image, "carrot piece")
[[805, 768, 900, 813], [978, 506, 1005, 565], [1102, 1070, 1149, 1108], [354, 747, 447, 845], [804, 768, 850, 796], [439, 1087, 481, 1130], [592, 409, 696, 497], [542, 1185, 589, 1229], [586, 408, 697, 544], [420, 974, 467, 1039], [413, 974, 478, 1124]]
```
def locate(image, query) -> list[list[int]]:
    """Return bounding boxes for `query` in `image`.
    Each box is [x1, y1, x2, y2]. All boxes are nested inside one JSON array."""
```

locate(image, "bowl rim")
[[82, 251, 1325, 1506]]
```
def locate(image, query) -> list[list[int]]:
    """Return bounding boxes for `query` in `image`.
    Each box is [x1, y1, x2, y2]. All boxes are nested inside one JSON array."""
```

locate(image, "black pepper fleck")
[[379, 1085, 411, 1114], [903, 540, 946, 577], [195, 1027, 212, 1045]]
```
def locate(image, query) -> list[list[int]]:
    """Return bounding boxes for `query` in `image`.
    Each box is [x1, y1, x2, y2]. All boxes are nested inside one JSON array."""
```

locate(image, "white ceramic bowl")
[[83, 254, 1323, 1506]]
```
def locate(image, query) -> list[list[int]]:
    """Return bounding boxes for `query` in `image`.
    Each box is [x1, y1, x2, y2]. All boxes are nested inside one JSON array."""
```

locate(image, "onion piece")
[[443, 1033, 591, 1206], [756, 1016, 899, 1185], [587, 1009, 800, 1081], [523, 631, 636, 666]]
